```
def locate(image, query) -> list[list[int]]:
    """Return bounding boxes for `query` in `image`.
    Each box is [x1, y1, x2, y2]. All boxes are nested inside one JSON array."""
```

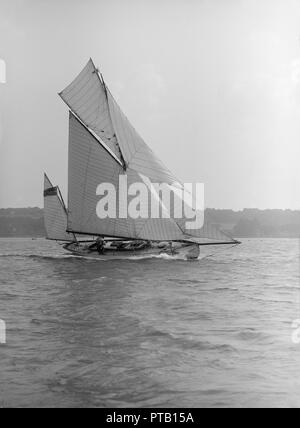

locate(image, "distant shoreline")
[[0, 207, 299, 239]]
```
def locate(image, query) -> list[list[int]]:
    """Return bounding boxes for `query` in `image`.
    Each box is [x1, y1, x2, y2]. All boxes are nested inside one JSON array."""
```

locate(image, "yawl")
[[44, 59, 240, 260]]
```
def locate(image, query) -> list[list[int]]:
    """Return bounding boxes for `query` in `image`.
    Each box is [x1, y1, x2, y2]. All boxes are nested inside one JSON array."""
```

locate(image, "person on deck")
[[96, 237, 105, 254], [89, 237, 105, 254]]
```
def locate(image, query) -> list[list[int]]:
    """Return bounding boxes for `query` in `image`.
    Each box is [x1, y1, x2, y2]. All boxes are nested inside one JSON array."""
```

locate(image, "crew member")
[[96, 237, 105, 254], [89, 237, 105, 254]]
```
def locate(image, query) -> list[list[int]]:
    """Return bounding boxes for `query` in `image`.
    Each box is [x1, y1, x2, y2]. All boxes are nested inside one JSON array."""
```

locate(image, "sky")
[[0, 0, 300, 210]]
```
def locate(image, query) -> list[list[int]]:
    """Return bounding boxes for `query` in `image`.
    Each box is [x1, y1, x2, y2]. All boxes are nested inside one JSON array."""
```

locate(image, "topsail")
[[59, 59, 237, 245], [59, 59, 122, 162]]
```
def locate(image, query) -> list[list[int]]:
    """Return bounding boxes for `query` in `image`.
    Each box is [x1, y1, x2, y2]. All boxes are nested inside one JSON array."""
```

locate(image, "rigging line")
[[57, 186, 68, 216], [61, 105, 123, 168], [105, 85, 147, 153], [105, 93, 181, 184], [103, 85, 128, 170], [183, 222, 237, 242], [131, 149, 177, 174], [74, 112, 122, 165], [120, 138, 182, 187], [57, 185, 77, 241], [89, 58, 127, 170], [105, 86, 139, 155]]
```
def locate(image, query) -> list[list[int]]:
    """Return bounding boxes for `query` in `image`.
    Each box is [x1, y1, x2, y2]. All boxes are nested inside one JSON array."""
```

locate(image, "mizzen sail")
[[44, 174, 73, 241]]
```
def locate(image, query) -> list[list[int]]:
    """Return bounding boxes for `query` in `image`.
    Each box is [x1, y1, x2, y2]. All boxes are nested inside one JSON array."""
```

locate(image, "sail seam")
[[68, 111, 123, 168], [89, 58, 127, 169], [81, 144, 93, 231], [104, 86, 128, 169], [60, 64, 93, 96], [66, 75, 95, 103]]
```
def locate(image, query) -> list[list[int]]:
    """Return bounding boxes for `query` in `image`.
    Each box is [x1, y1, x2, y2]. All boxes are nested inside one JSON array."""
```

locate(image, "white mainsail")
[[68, 113, 184, 241], [60, 60, 237, 245], [44, 174, 73, 241]]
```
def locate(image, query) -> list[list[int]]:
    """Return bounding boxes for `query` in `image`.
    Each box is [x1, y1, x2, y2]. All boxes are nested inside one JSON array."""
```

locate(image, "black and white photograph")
[[0, 0, 299, 411]]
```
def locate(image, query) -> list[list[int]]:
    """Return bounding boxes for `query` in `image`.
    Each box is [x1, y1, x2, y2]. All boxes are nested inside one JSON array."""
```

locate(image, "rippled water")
[[0, 238, 299, 408]]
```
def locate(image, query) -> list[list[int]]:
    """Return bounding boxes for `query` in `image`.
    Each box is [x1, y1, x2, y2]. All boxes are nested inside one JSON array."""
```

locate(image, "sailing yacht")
[[44, 59, 240, 260]]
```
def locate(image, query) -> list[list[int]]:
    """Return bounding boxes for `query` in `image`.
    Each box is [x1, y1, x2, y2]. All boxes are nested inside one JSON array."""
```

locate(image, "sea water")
[[0, 238, 299, 408]]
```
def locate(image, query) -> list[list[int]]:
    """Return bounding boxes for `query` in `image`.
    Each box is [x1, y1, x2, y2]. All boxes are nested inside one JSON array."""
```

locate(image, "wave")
[[0, 254, 24, 258], [245, 295, 296, 304], [145, 328, 237, 353], [0, 253, 196, 262], [167, 278, 239, 292], [0, 253, 81, 260], [235, 329, 272, 343], [168, 279, 207, 285]]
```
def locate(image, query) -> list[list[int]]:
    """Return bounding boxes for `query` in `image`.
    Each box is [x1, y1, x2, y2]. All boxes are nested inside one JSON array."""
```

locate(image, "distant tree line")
[[0, 208, 45, 237], [0, 207, 299, 238], [206, 208, 300, 238]]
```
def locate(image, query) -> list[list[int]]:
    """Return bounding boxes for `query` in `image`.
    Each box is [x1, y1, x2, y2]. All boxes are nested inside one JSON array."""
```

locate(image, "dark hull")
[[64, 241, 200, 261]]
